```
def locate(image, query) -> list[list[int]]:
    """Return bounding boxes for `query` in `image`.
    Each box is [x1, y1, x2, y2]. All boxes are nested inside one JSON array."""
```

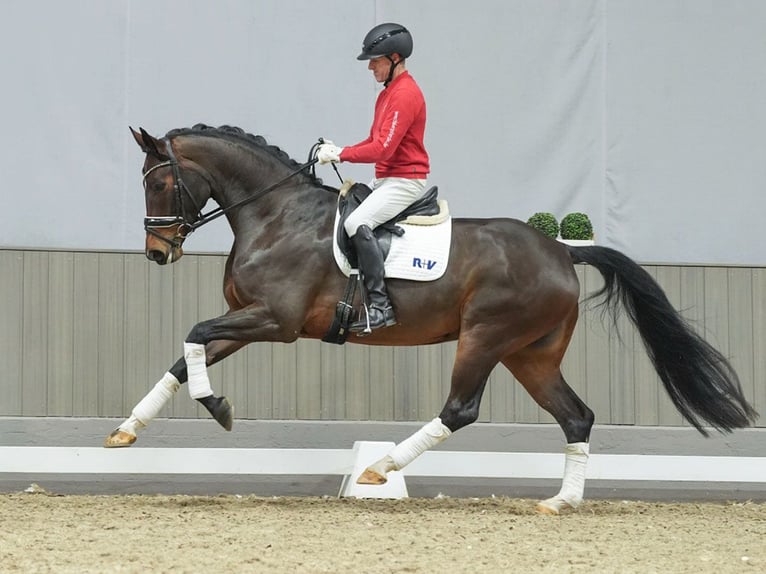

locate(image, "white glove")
[[317, 143, 343, 164]]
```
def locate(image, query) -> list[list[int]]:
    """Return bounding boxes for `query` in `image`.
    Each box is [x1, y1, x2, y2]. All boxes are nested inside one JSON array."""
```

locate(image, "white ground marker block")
[[338, 441, 408, 499]]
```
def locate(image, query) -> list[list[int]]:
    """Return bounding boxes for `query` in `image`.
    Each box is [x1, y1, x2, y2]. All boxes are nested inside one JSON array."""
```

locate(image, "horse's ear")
[[130, 126, 169, 160]]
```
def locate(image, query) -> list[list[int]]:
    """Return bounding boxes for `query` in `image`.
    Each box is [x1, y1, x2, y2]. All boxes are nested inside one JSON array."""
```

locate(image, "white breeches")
[[343, 177, 428, 237]]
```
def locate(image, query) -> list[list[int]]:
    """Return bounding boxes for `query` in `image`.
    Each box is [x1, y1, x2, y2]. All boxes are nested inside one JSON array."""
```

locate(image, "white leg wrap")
[[389, 417, 452, 470], [184, 342, 213, 399], [539, 442, 590, 513], [118, 372, 180, 434]]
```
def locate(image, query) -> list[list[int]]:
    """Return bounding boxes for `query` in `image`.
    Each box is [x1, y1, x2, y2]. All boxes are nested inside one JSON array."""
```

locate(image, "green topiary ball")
[[560, 212, 594, 240], [526, 212, 559, 238]]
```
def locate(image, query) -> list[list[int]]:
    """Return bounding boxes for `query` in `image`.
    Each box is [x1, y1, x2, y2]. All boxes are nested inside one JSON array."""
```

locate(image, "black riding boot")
[[349, 225, 397, 333]]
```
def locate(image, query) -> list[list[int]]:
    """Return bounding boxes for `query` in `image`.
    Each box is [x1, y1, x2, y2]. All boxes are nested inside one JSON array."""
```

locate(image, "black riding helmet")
[[357, 23, 413, 86]]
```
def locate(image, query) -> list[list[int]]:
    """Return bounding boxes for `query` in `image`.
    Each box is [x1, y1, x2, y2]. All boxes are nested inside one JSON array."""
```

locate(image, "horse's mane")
[[166, 124, 332, 188]]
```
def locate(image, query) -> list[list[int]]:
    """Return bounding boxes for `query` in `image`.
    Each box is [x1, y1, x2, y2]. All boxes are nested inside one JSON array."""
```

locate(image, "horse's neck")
[[211, 159, 335, 238]]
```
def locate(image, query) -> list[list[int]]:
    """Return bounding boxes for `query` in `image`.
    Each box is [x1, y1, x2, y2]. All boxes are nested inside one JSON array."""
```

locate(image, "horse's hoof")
[[212, 396, 234, 431], [197, 395, 234, 431], [535, 502, 560, 515], [356, 468, 388, 485], [103, 429, 137, 448], [535, 498, 574, 515]]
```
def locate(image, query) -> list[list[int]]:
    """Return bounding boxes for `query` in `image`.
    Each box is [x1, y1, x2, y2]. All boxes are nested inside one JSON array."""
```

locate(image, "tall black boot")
[[349, 225, 397, 333]]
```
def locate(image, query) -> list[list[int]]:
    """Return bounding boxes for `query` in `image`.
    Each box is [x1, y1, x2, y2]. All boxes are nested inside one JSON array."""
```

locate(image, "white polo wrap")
[[389, 417, 452, 470], [131, 372, 180, 425], [184, 342, 213, 399], [539, 441, 590, 511]]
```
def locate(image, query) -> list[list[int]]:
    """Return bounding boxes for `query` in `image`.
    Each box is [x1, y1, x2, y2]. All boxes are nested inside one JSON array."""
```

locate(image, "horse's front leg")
[[104, 339, 247, 447]]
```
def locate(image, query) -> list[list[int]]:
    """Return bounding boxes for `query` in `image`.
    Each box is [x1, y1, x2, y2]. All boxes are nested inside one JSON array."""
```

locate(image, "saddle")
[[335, 182, 442, 268], [323, 182, 445, 345]]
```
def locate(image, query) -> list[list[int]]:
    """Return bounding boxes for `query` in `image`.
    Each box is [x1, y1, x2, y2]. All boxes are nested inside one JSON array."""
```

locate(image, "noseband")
[[142, 143, 203, 250]]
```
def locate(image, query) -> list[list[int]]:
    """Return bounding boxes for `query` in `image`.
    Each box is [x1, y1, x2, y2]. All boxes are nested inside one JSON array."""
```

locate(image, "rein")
[[143, 140, 319, 248]]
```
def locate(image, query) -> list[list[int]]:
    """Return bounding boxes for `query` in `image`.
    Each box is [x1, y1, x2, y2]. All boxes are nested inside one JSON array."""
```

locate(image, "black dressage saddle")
[[336, 182, 441, 267]]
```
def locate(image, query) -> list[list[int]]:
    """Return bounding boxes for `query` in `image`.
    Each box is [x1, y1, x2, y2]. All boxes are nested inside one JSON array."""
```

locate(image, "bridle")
[[142, 142, 203, 250], [142, 139, 319, 250]]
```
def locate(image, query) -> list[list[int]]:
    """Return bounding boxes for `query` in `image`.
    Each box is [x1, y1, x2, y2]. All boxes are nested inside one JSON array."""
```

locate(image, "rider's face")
[[368, 56, 393, 83]]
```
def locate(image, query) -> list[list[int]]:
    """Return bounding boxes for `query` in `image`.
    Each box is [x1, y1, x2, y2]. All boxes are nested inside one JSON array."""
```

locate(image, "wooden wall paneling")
[[2, 249, 766, 429], [0, 251, 23, 415], [72, 252, 100, 416], [96, 253, 125, 416], [46, 251, 74, 416], [393, 347, 418, 420], [247, 341, 275, 420], [343, 343, 370, 420], [702, 267, 730, 356], [319, 343, 345, 419], [368, 345, 395, 421], [21, 251, 48, 415], [752, 268, 766, 418], [295, 339, 321, 419], [271, 342, 297, 419]]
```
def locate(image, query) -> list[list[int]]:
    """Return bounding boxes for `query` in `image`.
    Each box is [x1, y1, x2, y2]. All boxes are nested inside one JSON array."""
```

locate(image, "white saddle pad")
[[333, 214, 452, 281]]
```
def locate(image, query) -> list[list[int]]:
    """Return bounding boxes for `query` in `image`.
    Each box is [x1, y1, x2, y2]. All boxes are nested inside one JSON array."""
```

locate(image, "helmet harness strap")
[[384, 56, 402, 87]]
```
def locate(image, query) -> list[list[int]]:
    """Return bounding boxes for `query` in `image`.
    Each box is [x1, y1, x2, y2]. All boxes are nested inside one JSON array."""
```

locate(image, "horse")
[[105, 124, 757, 514]]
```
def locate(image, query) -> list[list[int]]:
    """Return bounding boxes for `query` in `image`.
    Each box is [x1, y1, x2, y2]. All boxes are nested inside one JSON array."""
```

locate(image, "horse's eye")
[[152, 181, 166, 193]]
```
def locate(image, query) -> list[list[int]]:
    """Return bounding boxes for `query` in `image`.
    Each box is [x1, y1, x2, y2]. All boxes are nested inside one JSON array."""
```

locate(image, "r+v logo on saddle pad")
[[412, 257, 439, 270]]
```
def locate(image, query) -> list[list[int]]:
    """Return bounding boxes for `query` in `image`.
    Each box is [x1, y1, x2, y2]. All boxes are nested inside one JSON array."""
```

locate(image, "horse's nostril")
[[147, 249, 167, 264]]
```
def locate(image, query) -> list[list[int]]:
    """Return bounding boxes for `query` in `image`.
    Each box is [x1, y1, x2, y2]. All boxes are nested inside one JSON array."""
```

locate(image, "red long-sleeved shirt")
[[340, 71, 429, 179]]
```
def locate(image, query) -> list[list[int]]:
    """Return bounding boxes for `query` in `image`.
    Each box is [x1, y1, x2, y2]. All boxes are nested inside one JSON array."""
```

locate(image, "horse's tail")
[[568, 245, 758, 435]]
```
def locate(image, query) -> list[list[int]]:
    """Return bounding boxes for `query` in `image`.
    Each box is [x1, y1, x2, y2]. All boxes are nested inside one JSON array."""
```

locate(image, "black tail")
[[568, 245, 758, 435]]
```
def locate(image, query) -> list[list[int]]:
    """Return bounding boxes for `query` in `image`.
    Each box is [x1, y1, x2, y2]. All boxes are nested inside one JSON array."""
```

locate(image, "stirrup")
[[350, 304, 397, 335]]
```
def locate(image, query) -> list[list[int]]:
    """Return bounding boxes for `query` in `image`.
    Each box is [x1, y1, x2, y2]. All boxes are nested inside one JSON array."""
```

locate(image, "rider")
[[317, 22, 430, 332]]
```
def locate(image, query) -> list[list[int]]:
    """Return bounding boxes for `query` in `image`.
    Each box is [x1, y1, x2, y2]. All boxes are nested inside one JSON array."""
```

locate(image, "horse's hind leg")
[[357, 334, 495, 485], [104, 340, 246, 447], [502, 316, 595, 514]]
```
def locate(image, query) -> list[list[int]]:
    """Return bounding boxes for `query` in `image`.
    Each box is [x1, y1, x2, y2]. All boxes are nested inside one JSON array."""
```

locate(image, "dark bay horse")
[[106, 124, 757, 514]]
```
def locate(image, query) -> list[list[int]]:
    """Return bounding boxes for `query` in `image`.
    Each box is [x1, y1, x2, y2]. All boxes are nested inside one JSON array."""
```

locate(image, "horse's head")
[[130, 127, 212, 264]]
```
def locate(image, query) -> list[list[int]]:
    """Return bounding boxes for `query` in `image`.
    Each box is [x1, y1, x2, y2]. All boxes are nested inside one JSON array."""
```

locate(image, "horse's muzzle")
[[146, 248, 170, 265], [144, 220, 189, 265], [145, 232, 184, 265]]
